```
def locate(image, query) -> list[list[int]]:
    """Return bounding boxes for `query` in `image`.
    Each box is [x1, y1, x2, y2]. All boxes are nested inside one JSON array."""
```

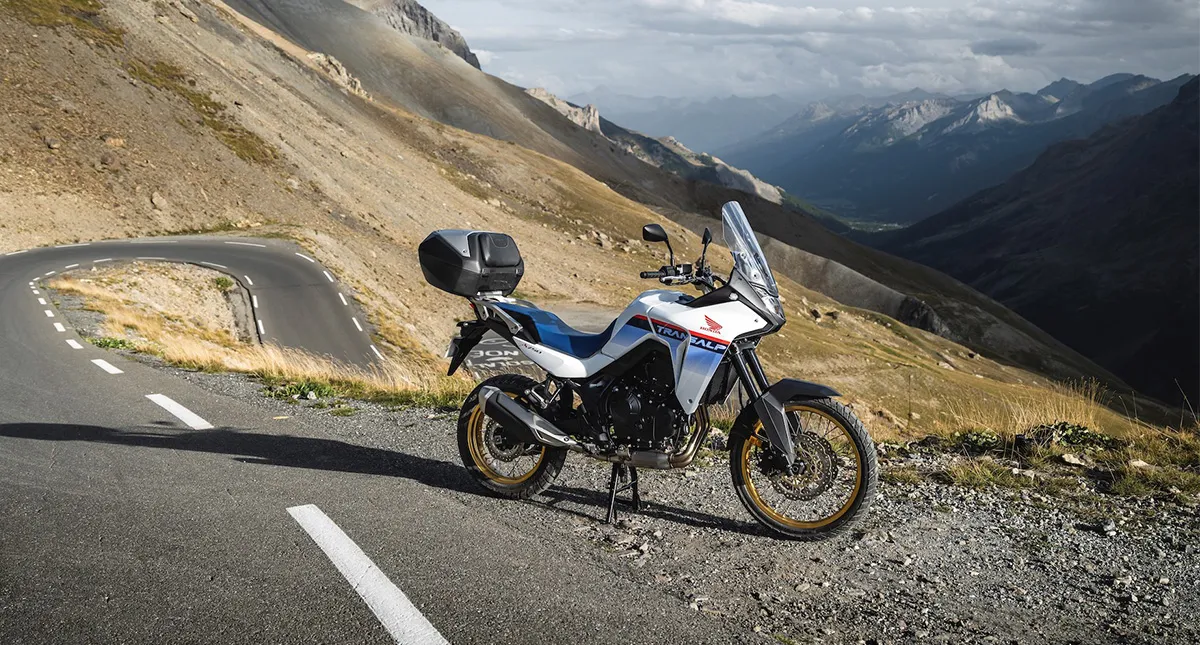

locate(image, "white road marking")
[[64, 263, 79, 269], [201, 261, 228, 269], [225, 241, 266, 248], [352, 317, 363, 332], [252, 295, 259, 308], [7, 250, 28, 256], [56, 243, 90, 248], [130, 240, 177, 244], [66, 339, 83, 349], [257, 319, 265, 335], [323, 270, 334, 282], [93, 258, 113, 263], [244, 275, 254, 286], [370, 345, 384, 360], [137, 257, 168, 261], [44, 310, 55, 318], [338, 293, 348, 306], [295, 252, 316, 263], [54, 323, 66, 332], [287, 505, 449, 645], [44, 271, 55, 276], [31, 290, 39, 295], [146, 394, 214, 430], [37, 298, 46, 305], [91, 359, 123, 375], [28, 281, 34, 286]]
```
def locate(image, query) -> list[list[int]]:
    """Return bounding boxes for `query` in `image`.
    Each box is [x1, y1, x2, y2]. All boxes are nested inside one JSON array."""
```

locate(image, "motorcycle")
[[418, 201, 877, 539]]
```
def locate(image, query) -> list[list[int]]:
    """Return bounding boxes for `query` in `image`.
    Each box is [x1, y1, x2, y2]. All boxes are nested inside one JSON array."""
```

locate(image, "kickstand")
[[605, 463, 642, 524]]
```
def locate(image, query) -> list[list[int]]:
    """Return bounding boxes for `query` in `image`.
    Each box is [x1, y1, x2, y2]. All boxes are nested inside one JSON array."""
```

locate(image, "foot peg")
[[605, 463, 641, 524]]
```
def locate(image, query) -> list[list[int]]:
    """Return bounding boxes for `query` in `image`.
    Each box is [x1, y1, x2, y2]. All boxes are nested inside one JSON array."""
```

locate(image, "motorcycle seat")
[[494, 303, 617, 359]]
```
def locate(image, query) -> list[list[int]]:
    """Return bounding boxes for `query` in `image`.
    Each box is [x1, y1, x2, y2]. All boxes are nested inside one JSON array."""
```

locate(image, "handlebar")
[[640, 270, 666, 279]]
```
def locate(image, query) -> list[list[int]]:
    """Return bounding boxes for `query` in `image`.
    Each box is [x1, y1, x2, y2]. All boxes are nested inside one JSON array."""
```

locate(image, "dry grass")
[[50, 273, 473, 410], [3, 0, 124, 48]]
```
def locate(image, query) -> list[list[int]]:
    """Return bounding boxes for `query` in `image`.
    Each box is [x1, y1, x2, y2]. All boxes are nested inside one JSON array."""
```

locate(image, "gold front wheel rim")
[[467, 404, 546, 486], [740, 405, 863, 530]]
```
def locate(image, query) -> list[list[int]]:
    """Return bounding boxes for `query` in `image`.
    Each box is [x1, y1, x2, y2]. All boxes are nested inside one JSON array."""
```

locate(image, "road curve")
[[0, 236, 747, 644], [2, 236, 378, 367]]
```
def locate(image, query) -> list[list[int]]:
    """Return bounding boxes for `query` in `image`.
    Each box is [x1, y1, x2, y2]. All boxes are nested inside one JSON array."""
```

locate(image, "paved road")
[[0, 238, 747, 644]]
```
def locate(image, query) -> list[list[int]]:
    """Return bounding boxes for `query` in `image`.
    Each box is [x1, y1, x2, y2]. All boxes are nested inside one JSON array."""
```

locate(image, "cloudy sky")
[[419, 0, 1199, 100]]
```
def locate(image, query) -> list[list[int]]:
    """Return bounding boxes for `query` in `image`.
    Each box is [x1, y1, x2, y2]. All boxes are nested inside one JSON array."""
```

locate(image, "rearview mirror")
[[702, 227, 712, 245], [642, 224, 668, 243]]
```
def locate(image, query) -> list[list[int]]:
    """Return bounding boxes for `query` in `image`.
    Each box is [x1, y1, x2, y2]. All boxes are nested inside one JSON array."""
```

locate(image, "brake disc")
[[484, 422, 528, 461], [757, 432, 838, 501]]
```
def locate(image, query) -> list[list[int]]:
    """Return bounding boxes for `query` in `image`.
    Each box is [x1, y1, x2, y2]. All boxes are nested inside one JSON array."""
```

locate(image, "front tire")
[[457, 374, 567, 499], [729, 397, 877, 540]]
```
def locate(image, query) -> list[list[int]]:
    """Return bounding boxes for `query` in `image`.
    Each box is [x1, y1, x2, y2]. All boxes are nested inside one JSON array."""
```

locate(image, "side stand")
[[605, 463, 641, 524]]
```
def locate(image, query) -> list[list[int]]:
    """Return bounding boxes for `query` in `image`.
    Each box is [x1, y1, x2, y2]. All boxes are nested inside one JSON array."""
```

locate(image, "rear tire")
[[457, 374, 567, 499], [729, 397, 877, 540]]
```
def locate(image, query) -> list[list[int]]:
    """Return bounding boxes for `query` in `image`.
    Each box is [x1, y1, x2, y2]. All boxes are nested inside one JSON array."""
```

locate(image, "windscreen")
[[721, 201, 779, 296]]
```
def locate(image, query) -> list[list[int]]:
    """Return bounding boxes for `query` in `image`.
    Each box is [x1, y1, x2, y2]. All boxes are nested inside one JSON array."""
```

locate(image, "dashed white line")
[[44, 310, 55, 318], [370, 345, 384, 360], [91, 359, 123, 375], [66, 339, 83, 349], [56, 243, 90, 248], [252, 295, 259, 309], [146, 394, 214, 430], [323, 270, 334, 283], [352, 317, 363, 332], [225, 241, 266, 248], [93, 258, 113, 263], [137, 257, 167, 261], [295, 252, 316, 263], [337, 293, 348, 306], [53, 323, 66, 333], [244, 275, 254, 286], [201, 261, 228, 269], [64, 264, 79, 269], [257, 319, 265, 335], [31, 289, 39, 295], [130, 240, 177, 244], [37, 298, 46, 305], [44, 271, 55, 276], [287, 504, 449, 645], [7, 250, 28, 256]]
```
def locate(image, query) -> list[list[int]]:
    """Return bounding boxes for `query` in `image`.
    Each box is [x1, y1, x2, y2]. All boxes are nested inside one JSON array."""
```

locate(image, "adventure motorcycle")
[[419, 201, 877, 539]]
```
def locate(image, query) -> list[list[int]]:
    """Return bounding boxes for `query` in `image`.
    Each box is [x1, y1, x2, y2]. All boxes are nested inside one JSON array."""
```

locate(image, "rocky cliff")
[[350, 0, 481, 69], [525, 88, 603, 134]]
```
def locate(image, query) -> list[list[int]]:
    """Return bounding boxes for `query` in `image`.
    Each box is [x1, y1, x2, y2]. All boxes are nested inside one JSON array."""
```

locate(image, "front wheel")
[[457, 374, 568, 499], [729, 397, 877, 540]]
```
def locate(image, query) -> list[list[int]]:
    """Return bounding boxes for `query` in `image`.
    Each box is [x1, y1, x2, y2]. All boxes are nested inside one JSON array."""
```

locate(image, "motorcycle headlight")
[[762, 293, 786, 323]]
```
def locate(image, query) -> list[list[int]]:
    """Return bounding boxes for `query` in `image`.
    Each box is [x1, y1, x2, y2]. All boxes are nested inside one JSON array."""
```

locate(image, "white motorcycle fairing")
[[479, 290, 768, 414]]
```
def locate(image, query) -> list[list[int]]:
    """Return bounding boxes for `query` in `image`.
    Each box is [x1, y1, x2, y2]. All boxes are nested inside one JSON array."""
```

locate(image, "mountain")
[[346, 0, 481, 69], [216, 0, 1129, 390], [880, 79, 1200, 405], [569, 90, 805, 154], [721, 74, 1197, 225]]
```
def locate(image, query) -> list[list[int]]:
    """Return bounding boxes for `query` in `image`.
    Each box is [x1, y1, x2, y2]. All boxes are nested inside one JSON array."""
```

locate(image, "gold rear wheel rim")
[[740, 405, 863, 529], [467, 402, 546, 486]]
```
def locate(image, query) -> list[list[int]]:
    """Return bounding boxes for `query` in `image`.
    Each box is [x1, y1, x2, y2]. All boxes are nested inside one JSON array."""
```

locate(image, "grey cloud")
[[970, 36, 1042, 56], [421, 0, 1199, 99]]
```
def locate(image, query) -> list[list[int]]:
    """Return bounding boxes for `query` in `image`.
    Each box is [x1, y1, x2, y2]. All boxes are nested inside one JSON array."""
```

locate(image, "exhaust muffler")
[[480, 386, 579, 449]]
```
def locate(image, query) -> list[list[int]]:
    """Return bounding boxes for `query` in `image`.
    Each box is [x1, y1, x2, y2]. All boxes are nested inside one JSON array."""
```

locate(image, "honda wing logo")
[[699, 315, 723, 335]]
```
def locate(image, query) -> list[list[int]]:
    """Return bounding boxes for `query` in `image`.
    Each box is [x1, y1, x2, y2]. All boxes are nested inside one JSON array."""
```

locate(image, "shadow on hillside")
[[0, 422, 754, 533]]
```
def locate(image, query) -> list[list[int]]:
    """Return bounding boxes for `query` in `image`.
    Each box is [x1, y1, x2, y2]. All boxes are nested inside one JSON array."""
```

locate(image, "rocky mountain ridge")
[[721, 73, 1197, 225], [880, 79, 1200, 405], [347, 0, 481, 69]]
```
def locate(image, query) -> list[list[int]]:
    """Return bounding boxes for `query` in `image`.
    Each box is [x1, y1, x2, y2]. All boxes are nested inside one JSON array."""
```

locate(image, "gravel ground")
[[123, 361, 1200, 645]]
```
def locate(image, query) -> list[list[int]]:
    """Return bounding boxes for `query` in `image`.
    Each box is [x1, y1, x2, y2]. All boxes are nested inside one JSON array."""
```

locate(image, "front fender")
[[731, 378, 841, 466]]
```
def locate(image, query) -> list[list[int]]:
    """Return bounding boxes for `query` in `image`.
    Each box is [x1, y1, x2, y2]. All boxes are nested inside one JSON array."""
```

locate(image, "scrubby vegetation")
[[4, 0, 124, 48]]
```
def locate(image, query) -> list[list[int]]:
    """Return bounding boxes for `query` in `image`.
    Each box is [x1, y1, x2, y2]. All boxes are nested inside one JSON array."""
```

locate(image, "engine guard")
[[740, 378, 841, 467]]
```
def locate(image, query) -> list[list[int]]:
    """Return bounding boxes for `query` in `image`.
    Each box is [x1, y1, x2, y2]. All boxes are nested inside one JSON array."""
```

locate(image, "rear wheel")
[[729, 397, 877, 540], [457, 374, 567, 499]]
